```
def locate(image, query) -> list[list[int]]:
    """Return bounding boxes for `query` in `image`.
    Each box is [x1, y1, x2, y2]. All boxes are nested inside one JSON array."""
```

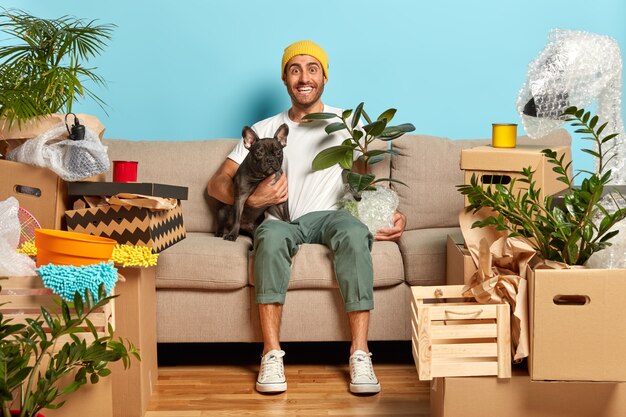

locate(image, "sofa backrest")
[[104, 137, 391, 234], [391, 129, 572, 231], [104, 138, 239, 233]]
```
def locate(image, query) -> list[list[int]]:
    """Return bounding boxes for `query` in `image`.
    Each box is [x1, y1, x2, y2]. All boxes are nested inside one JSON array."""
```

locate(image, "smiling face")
[[283, 54, 327, 111]]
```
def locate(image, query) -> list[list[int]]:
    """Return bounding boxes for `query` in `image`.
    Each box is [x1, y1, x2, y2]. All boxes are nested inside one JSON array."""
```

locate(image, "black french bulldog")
[[216, 124, 290, 241]]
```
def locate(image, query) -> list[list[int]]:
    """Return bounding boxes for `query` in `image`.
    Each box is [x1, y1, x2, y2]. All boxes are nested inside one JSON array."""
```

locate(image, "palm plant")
[[0, 9, 115, 128]]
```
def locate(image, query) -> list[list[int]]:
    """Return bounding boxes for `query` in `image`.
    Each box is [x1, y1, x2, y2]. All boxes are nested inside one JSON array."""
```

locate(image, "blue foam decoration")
[[36, 262, 118, 302]]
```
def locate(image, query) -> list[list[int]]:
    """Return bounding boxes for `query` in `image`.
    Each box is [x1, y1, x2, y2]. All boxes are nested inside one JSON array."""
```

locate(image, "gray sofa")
[[104, 129, 570, 343]]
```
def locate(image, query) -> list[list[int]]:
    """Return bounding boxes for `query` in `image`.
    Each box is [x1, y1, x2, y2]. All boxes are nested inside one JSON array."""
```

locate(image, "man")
[[207, 40, 406, 395]]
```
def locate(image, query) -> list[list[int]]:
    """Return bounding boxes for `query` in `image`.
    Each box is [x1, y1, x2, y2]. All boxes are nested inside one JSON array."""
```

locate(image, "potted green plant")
[[302, 102, 415, 231], [457, 106, 626, 265], [0, 9, 115, 129], [0, 283, 139, 417]]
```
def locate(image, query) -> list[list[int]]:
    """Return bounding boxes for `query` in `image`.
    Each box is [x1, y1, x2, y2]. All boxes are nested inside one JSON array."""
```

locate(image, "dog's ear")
[[274, 123, 289, 147], [242, 126, 259, 149]]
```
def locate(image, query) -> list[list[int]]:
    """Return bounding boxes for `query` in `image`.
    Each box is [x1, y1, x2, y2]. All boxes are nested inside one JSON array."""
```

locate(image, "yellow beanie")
[[281, 40, 329, 80]]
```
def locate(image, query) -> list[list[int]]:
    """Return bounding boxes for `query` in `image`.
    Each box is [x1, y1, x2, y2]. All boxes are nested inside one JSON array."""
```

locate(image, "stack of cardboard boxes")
[[430, 144, 626, 417], [1, 115, 187, 417]]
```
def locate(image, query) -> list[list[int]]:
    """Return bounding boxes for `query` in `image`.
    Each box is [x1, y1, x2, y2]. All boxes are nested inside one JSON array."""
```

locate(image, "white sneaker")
[[256, 349, 287, 393], [349, 350, 381, 394]]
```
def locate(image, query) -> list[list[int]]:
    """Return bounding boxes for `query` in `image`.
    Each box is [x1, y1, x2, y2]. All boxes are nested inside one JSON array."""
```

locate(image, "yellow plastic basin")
[[35, 229, 116, 267]]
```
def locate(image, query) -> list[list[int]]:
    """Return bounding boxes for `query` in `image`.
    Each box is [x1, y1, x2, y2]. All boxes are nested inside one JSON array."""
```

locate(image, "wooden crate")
[[410, 285, 511, 380], [0, 275, 115, 417], [0, 275, 114, 346]]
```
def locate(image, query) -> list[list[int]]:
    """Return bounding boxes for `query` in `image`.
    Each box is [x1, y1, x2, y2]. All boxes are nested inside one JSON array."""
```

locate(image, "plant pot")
[[339, 186, 399, 234]]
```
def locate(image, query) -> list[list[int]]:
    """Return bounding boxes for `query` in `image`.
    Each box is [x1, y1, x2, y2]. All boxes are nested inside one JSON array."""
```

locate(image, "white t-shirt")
[[227, 105, 351, 221]]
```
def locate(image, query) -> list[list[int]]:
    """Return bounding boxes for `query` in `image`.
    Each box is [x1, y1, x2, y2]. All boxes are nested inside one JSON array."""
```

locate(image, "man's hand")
[[246, 173, 288, 208], [374, 210, 407, 241]]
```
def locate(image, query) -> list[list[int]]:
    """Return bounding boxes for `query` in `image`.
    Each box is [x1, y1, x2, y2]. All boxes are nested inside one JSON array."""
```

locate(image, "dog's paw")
[[214, 231, 224, 238], [223, 233, 237, 241]]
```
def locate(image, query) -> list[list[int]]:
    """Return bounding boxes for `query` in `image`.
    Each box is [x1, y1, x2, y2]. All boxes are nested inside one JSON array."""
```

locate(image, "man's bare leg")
[[259, 303, 283, 355], [348, 310, 380, 394], [256, 303, 287, 393], [348, 310, 370, 355]]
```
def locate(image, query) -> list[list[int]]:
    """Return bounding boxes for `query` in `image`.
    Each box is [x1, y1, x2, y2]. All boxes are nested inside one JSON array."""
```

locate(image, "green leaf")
[[363, 120, 387, 137], [341, 109, 352, 121], [352, 102, 364, 129], [601, 133, 619, 143], [365, 155, 384, 165], [311, 145, 354, 170], [347, 172, 375, 193], [73, 291, 84, 317], [325, 122, 347, 134], [301, 112, 338, 120], [41, 306, 55, 329], [581, 148, 601, 158], [377, 108, 396, 123], [361, 109, 372, 124], [61, 300, 72, 324], [338, 150, 354, 170]]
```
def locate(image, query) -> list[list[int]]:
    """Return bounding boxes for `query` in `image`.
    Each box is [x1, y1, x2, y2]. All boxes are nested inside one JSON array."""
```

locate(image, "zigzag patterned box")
[[65, 204, 186, 252]]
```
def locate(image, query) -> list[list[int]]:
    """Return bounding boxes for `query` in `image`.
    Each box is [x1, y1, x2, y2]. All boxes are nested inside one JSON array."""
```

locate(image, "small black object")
[[522, 97, 538, 117], [65, 113, 85, 141]]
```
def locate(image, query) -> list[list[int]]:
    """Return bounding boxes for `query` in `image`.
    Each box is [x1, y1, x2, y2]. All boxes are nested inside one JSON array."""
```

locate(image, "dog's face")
[[242, 124, 288, 178]]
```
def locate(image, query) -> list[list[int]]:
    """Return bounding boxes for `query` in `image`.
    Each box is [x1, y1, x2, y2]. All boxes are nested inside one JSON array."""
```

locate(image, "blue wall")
[[2, 0, 625, 175]]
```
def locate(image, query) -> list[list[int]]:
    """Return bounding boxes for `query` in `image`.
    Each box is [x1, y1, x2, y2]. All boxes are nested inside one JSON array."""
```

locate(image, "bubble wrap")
[[0, 197, 36, 276], [7, 123, 109, 182], [517, 29, 624, 178], [517, 29, 626, 268], [339, 186, 399, 234]]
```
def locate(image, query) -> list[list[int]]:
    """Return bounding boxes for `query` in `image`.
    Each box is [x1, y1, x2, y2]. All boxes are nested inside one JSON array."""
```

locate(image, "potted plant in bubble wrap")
[[302, 102, 415, 232], [0, 284, 138, 417], [457, 106, 626, 265], [0, 9, 115, 129]]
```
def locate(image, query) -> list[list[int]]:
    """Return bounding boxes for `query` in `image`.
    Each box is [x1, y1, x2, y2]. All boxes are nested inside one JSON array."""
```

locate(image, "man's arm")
[[207, 158, 289, 207], [374, 210, 406, 242]]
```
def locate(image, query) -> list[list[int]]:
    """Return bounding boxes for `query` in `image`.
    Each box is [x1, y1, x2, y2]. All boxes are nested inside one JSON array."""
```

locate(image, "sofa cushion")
[[104, 138, 239, 233], [399, 226, 464, 286], [390, 129, 571, 230], [155, 232, 252, 290], [248, 240, 404, 289]]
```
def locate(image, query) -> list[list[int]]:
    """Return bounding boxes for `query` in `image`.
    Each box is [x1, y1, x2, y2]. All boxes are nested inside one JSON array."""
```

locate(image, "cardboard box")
[[0, 159, 69, 230], [111, 267, 158, 417], [446, 235, 477, 285], [528, 266, 626, 382], [0, 113, 105, 156], [68, 181, 188, 200], [431, 367, 626, 417], [410, 285, 511, 380], [65, 204, 186, 252], [0, 275, 113, 417], [460, 144, 571, 204]]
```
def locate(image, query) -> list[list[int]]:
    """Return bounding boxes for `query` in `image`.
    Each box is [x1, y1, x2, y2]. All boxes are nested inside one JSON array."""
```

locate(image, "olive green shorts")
[[253, 210, 374, 312]]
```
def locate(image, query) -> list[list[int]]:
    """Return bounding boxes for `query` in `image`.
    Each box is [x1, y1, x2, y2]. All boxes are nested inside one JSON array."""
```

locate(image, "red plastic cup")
[[112, 160, 138, 182]]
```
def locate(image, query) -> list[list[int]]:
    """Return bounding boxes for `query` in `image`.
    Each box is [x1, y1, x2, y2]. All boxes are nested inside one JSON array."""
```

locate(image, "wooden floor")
[[145, 342, 431, 417]]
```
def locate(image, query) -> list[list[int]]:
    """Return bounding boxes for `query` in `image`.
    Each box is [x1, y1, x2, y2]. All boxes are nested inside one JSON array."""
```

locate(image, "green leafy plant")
[[302, 102, 415, 198], [458, 106, 626, 265], [0, 283, 139, 417], [0, 9, 115, 128]]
